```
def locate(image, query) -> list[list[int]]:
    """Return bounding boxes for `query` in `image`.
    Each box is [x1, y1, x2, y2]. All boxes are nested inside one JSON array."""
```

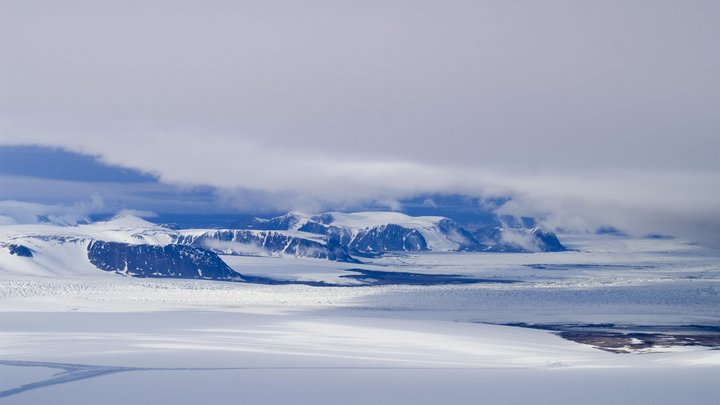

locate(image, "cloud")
[[0, 174, 220, 215], [0, 194, 106, 225], [1, 1, 719, 244], [2, 0, 718, 171], [494, 170, 720, 245], [115, 209, 158, 219]]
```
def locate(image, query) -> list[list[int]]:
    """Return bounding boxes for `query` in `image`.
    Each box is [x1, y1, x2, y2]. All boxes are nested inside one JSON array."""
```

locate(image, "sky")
[[0, 1, 719, 243]]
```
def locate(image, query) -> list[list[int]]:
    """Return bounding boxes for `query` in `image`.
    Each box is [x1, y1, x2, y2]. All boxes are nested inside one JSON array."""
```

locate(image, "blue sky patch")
[[0, 146, 157, 183]]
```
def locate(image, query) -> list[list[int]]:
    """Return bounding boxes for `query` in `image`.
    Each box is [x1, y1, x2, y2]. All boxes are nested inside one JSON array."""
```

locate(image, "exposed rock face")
[[297, 220, 428, 252], [531, 229, 567, 252], [7, 244, 33, 257], [173, 230, 360, 263], [87, 241, 241, 279], [350, 224, 428, 252], [433, 218, 486, 251], [472, 227, 568, 253], [238, 211, 568, 255]]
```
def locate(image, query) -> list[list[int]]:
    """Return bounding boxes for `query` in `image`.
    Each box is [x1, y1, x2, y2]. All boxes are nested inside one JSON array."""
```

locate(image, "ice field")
[[1, 234, 719, 404]]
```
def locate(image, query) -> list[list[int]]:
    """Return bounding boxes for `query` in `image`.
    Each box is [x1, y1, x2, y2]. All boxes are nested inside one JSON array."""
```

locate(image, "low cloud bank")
[[0, 138, 718, 246]]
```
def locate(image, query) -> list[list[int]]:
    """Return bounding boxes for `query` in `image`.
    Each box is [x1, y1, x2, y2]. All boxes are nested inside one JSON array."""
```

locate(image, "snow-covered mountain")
[[0, 216, 241, 280], [172, 229, 358, 263], [87, 241, 242, 280], [244, 211, 567, 254], [0, 211, 566, 281]]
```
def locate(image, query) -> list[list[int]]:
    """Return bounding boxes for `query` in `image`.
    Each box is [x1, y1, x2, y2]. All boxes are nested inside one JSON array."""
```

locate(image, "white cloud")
[[4, 130, 720, 245], [0, 195, 106, 225]]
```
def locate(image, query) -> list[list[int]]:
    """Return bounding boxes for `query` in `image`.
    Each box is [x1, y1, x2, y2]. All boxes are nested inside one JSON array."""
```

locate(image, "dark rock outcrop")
[[350, 224, 428, 252], [8, 244, 33, 257], [173, 230, 360, 263], [472, 227, 568, 253], [532, 229, 567, 252], [87, 241, 241, 279], [299, 221, 429, 253]]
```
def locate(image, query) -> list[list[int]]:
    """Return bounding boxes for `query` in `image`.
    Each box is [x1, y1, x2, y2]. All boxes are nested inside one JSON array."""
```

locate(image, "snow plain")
[[1, 234, 719, 404]]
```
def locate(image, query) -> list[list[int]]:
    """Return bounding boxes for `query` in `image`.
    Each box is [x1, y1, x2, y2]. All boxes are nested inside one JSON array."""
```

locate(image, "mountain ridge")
[[0, 211, 567, 281]]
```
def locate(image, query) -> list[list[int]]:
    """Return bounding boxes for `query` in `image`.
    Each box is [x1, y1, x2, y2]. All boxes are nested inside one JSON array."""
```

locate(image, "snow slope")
[[0, 234, 719, 403]]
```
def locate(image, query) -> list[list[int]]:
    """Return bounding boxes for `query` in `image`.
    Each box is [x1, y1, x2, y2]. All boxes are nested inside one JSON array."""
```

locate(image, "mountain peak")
[[99, 213, 161, 229]]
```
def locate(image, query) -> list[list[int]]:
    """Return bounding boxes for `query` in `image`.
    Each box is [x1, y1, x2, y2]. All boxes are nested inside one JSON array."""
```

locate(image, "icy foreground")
[[0, 234, 719, 404]]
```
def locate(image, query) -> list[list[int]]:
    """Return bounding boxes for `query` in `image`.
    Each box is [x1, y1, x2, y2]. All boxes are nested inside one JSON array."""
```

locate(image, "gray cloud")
[[1, 1, 719, 243], [0, 174, 225, 215]]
